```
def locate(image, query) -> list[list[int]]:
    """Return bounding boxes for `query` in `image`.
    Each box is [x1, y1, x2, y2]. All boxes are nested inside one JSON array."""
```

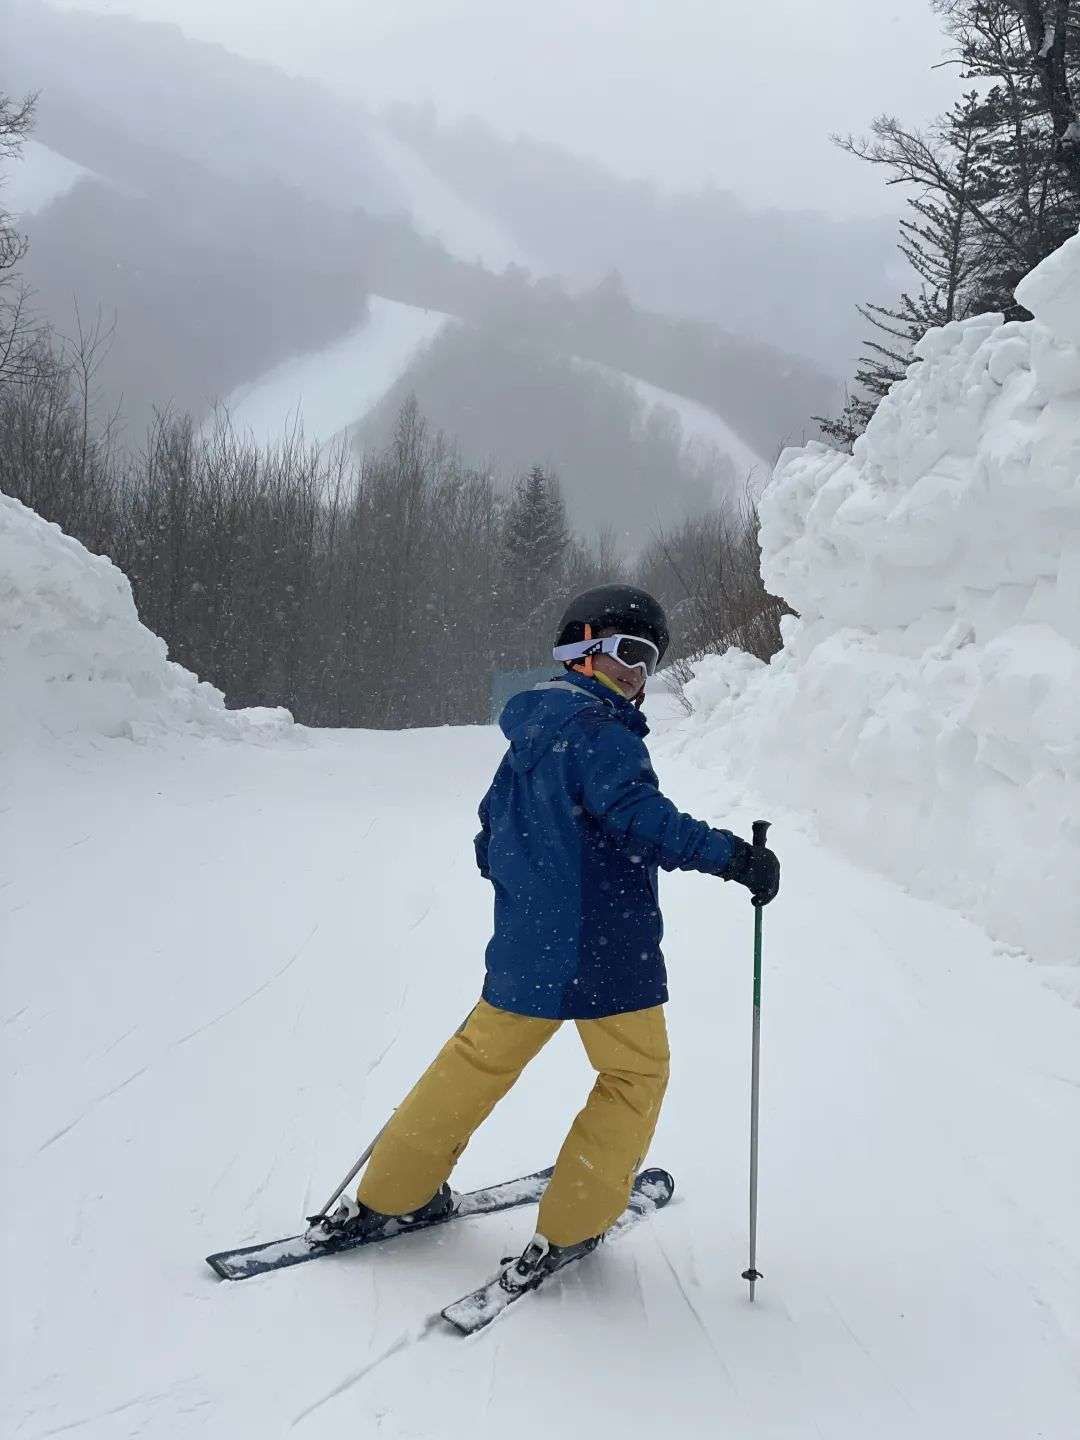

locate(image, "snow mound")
[[0, 492, 293, 747], [677, 230, 1080, 985]]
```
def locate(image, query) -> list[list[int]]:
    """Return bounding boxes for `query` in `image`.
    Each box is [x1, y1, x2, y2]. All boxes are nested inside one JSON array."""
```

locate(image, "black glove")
[[724, 835, 780, 906]]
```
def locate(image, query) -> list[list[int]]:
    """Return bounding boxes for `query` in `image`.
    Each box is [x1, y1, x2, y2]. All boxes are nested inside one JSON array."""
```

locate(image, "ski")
[[205, 1166, 555, 1281], [440, 1166, 675, 1335]]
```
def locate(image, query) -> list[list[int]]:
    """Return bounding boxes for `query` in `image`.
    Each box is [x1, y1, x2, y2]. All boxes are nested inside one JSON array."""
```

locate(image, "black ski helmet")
[[555, 584, 669, 662]]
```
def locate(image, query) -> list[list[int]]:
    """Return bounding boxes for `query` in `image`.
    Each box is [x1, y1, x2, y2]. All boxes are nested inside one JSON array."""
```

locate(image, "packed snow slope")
[[221, 297, 450, 451], [580, 359, 769, 501], [3, 495, 1080, 1438], [686, 230, 1080, 996], [3, 137, 95, 216]]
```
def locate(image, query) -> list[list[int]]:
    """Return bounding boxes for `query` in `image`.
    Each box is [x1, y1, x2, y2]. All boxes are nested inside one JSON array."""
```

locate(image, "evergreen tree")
[[499, 466, 569, 666], [821, 93, 988, 446], [938, 0, 1079, 312], [503, 465, 569, 584], [823, 1, 1080, 447]]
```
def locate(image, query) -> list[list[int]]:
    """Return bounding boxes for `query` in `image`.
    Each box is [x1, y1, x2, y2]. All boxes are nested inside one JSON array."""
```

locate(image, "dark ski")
[[441, 1166, 675, 1335], [206, 1166, 554, 1281]]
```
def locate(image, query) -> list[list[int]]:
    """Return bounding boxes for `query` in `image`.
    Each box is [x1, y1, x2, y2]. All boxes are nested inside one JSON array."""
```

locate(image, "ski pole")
[[741, 818, 770, 1301], [313, 1121, 388, 1219]]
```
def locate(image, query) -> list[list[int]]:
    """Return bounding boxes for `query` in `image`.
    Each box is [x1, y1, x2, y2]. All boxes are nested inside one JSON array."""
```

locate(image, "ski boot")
[[499, 1231, 600, 1293], [305, 1183, 455, 1246]]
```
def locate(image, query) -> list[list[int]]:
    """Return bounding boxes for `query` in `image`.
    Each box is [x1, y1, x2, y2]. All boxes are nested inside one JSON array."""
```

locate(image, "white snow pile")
[[676, 230, 1080, 989], [0, 492, 293, 747]]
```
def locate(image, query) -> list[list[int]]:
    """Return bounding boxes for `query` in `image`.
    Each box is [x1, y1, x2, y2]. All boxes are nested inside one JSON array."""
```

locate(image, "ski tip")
[[636, 1167, 675, 1207]]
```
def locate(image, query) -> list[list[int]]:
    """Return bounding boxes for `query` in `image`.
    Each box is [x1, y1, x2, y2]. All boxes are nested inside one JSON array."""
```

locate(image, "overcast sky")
[[55, 0, 957, 216]]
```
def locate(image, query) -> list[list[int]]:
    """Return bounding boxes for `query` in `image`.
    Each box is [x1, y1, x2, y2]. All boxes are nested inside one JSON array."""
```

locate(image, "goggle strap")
[[582, 622, 594, 678]]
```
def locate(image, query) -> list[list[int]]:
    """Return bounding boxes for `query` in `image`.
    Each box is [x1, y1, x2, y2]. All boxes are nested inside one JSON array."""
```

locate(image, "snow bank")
[[0, 492, 293, 747], [676, 231, 1080, 985]]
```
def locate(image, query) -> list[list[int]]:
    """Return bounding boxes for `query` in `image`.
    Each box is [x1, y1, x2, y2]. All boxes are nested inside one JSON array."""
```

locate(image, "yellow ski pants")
[[357, 998, 670, 1246]]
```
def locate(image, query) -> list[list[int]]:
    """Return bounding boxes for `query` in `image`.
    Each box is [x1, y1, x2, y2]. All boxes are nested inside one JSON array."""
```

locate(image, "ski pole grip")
[[752, 820, 771, 849]]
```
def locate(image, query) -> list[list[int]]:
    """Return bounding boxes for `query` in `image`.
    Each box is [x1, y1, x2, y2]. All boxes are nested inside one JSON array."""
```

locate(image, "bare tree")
[[827, 1, 1079, 440], [638, 500, 788, 711], [823, 93, 988, 445], [0, 91, 41, 388]]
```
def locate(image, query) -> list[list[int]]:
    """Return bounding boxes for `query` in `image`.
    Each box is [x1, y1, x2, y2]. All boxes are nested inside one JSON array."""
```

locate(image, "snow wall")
[[0, 492, 294, 747], [678, 231, 1080, 985]]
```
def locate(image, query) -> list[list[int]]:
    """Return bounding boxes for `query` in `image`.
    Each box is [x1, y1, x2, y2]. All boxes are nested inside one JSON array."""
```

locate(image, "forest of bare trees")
[[1, 327, 775, 726]]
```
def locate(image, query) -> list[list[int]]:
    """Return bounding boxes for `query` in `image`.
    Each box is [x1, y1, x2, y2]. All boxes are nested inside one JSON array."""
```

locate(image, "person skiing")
[[312, 584, 780, 1288]]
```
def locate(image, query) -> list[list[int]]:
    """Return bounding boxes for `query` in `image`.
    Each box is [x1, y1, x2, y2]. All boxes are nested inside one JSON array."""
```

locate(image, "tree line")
[[0, 329, 781, 728]]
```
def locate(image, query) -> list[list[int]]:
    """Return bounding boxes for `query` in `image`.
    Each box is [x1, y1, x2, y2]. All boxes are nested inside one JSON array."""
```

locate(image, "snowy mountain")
[[384, 105, 901, 374], [581, 361, 770, 496], [220, 310, 768, 526], [4, 0, 837, 521], [2, 0, 511, 268], [3, 234, 1079, 1438]]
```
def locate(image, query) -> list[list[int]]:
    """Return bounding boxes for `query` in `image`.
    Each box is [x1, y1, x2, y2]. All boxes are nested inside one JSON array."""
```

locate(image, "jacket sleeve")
[[572, 715, 737, 876], [474, 788, 492, 880]]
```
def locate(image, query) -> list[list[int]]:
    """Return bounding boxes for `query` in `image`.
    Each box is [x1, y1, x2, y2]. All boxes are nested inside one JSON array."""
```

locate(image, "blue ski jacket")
[[475, 672, 739, 1020]]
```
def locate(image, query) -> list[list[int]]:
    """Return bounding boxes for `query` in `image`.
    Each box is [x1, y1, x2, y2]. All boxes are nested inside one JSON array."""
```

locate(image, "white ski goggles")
[[552, 632, 660, 676]]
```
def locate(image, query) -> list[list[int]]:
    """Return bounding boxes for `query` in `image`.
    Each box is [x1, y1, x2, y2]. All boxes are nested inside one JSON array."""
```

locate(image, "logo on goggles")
[[552, 633, 660, 676]]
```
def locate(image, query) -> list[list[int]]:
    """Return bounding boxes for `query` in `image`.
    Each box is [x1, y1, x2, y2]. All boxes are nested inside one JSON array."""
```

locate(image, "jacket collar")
[[562, 671, 650, 737]]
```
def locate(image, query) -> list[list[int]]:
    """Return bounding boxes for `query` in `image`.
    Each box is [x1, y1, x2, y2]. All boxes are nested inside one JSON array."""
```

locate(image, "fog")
[[55, 0, 955, 215]]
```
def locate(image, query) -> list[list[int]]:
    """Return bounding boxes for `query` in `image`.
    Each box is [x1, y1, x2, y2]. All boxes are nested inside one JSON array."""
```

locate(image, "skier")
[[314, 584, 780, 1290]]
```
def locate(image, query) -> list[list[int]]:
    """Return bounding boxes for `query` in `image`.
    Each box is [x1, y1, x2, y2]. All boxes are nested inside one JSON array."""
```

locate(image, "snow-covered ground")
[[5, 695, 1080, 1439], [221, 296, 450, 450], [3, 137, 95, 216], [5, 233, 1080, 1438], [584, 360, 769, 501], [3, 477, 1080, 1437]]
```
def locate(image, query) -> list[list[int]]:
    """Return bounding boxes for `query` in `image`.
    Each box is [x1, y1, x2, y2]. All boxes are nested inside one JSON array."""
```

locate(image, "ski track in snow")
[[170, 921, 320, 1048], [291, 1316, 443, 1429], [35, 1064, 151, 1154]]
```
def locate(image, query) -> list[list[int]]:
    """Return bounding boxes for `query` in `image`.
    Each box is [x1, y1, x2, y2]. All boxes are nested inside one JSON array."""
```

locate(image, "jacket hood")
[[498, 674, 647, 774]]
